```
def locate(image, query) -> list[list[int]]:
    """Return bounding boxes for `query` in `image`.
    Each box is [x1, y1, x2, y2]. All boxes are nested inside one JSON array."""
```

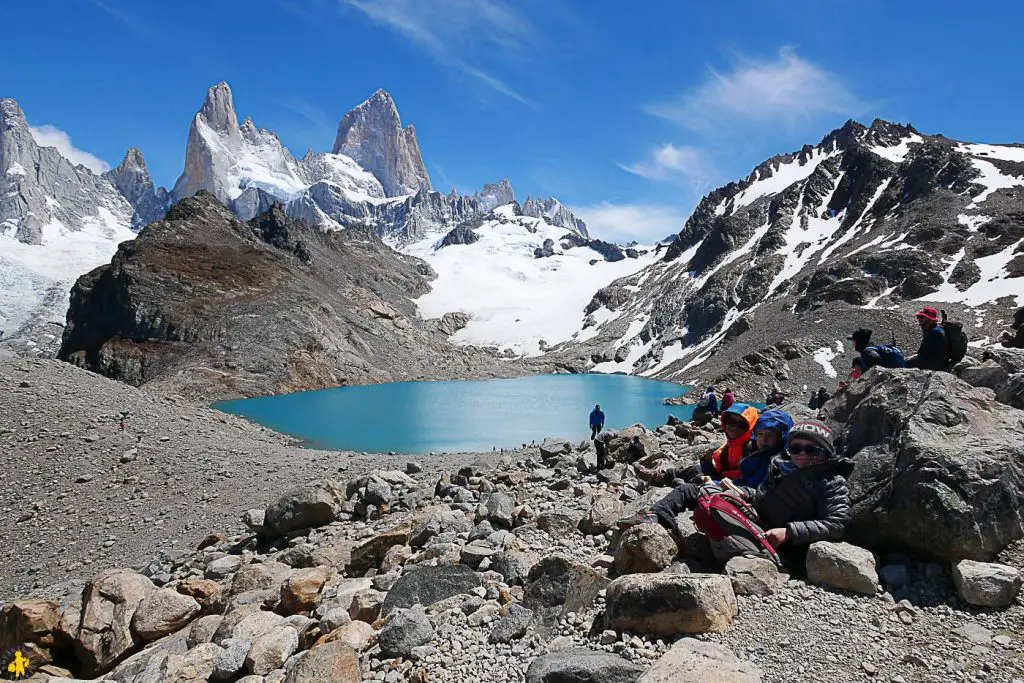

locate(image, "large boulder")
[[490, 550, 541, 586], [637, 639, 762, 682], [0, 599, 66, 665], [607, 426, 660, 464], [724, 556, 784, 597], [604, 574, 737, 636], [130, 588, 201, 641], [245, 625, 299, 675], [525, 650, 645, 683], [263, 479, 347, 536], [523, 557, 609, 631], [831, 368, 1024, 561], [805, 542, 878, 596], [997, 373, 1024, 410], [539, 437, 572, 459], [380, 564, 481, 616], [348, 525, 411, 575], [279, 566, 331, 614], [579, 497, 625, 536], [614, 524, 677, 574], [952, 560, 1023, 607], [74, 569, 156, 677], [377, 606, 433, 659]]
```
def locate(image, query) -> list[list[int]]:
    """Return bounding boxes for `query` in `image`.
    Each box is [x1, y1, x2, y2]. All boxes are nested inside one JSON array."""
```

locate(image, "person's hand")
[[765, 528, 789, 548], [700, 449, 714, 462]]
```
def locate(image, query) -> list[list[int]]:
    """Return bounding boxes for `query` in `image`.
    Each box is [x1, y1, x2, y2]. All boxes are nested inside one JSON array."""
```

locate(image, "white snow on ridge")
[[868, 134, 923, 163], [732, 148, 836, 210], [958, 214, 992, 231], [6, 162, 27, 177], [818, 178, 891, 263], [967, 158, 1024, 207], [958, 143, 1024, 163], [0, 207, 134, 335], [406, 210, 656, 356], [813, 346, 838, 378], [922, 241, 1023, 307]]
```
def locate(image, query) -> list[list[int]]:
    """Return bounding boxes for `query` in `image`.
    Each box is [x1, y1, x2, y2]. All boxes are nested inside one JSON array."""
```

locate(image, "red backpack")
[[692, 483, 782, 566]]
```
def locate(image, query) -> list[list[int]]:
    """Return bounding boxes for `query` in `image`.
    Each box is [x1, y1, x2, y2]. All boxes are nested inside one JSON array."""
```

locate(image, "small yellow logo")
[[5, 650, 30, 679]]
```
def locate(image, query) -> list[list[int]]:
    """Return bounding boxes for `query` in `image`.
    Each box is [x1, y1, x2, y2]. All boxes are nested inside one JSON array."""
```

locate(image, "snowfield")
[[405, 206, 656, 357]]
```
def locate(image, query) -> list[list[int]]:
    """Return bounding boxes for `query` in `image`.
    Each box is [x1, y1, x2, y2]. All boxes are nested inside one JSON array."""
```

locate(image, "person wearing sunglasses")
[[625, 420, 853, 569]]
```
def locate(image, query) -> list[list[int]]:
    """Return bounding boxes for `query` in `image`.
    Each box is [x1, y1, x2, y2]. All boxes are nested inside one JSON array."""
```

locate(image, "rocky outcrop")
[[522, 196, 589, 237], [332, 89, 431, 197], [105, 148, 170, 227], [57, 194, 529, 399], [831, 368, 1024, 562], [474, 179, 516, 213]]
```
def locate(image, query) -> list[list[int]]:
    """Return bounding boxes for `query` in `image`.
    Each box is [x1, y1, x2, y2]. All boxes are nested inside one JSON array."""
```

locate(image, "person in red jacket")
[[720, 388, 735, 415]]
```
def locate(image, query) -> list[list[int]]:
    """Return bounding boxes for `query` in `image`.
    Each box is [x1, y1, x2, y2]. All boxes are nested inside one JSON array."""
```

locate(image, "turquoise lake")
[[215, 373, 692, 454]]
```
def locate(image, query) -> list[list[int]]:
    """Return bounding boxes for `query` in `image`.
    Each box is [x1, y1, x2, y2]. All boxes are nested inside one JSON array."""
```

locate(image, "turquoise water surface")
[[216, 373, 692, 454]]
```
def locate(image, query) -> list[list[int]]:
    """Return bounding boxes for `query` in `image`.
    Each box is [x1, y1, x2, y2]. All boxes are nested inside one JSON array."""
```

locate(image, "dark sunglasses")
[[788, 443, 825, 457]]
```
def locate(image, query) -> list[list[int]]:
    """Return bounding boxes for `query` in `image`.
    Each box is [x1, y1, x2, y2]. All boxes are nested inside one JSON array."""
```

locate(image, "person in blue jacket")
[[637, 408, 793, 490], [589, 404, 605, 439]]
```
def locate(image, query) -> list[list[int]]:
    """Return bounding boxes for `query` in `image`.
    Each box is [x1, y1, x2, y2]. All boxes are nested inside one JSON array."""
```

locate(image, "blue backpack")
[[865, 344, 906, 369]]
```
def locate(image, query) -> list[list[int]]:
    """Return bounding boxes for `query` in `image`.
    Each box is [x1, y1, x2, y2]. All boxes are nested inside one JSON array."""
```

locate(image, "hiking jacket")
[[739, 456, 854, 545], [589, 409, 605, 428], [907, 324, 947, 371], [698, 391, 718, 414], [594, 429, 616, 444], [703, 404, 759, 481], [734, 410, 794, 488], [720, 392, 735, 412]]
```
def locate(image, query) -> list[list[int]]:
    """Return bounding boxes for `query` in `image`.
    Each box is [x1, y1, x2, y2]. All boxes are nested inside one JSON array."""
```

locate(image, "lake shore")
[[0, 358, 514, 600]]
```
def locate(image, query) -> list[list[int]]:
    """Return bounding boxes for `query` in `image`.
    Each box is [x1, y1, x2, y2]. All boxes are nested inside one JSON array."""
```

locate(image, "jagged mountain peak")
[[198, 81, 239, 136], [0, 97, 28, 130], [333, 89, 431, 197], [115, 147, 147, 171], [474, 179, 516, 212]]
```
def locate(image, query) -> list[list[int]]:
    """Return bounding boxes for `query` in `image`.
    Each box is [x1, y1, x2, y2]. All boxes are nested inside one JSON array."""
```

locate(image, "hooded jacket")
[[735, 410, 794, 488], [739, 453, 854, 546], [703, 403, 759, 481]]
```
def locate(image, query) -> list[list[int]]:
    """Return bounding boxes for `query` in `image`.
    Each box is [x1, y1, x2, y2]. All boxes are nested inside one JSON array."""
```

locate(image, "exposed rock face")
[[522, 196, 589, 237], [832, 368, 1024, 561], [332, 89, 431, 197], [604, 574, 738, 636], [474, 179, 516, 213], [57, 194, 528, 399], [105, 148, 170, 227]]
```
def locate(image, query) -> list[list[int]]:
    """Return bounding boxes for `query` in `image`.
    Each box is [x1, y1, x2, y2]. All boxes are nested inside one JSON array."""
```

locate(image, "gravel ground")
[[0, 359, 501, 601]]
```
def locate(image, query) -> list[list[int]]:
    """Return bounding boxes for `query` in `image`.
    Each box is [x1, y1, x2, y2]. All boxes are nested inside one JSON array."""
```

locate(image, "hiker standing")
[[589, 404, 605, 439], [593, 428, 617, 471], [905, 307, 947, 371]]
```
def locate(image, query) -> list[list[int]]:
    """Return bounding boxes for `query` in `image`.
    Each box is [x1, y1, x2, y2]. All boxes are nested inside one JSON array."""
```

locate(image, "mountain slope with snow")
[[548, 119, 1024, 394], [406, 204, 655, 356]]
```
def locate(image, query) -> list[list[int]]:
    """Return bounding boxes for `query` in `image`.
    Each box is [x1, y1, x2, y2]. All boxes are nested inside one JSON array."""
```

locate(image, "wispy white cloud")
[[619, 143, 712, 187], [28, 125, 111, 174], [570, 201, 683, 243], [647, 47, 866, 135], [341, 0, 536, 106]]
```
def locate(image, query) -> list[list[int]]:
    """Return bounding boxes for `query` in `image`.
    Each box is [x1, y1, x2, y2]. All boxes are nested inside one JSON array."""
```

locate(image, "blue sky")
[[5, 0, 1024, 241]]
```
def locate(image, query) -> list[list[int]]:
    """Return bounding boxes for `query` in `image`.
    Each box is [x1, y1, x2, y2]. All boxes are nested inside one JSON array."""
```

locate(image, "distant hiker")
[[816, 386, 829, 409], [849, 328, 905, 371], [692, 386, 718, 425], [905, 307, 949, 371], [1001, 308, 1024, 349], [118, 410, 130, 432], [627, 435, 647, 462], [594, 428, 617, 471], [720, 388, 735, 415], [589, 404, 605, 439], [625, 419, 853, 569], [640, 409, 792, 490]]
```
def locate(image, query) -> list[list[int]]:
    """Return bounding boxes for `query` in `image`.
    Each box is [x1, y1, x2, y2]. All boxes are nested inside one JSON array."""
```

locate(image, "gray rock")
[[835, 369, 1024, 561], [263, 479, 347, 536], [953, 559, 1023, 607], [242, 509, 266, 533], [636, 638, 763, 682], [213, 638, 250, 680], [187, 615, 223, 648], [524, 556, 609, 632], [525, 649, 645, 683], [377, 605, 433, 659], [491, 550, 541, 586], [461, 541, 498, 567], [381, 564, 481, 616], [245, 625, 299, 675], [879, 564, 909, 588], [614, 523, 677, 574], [488, 604, 533, 643], [806, 542, 878, 595], [206, 555, 244, 579], [72, 568, 156, 677], [482, 491, 516, 528], [130, 588, 201, 641], [539, 438, 572, 459], [579, 497, 625, 536], [724, 556, 784, 597], [282, 640, 360, 682], [537, 511, 583, 538], [604, 573, 737, 636]]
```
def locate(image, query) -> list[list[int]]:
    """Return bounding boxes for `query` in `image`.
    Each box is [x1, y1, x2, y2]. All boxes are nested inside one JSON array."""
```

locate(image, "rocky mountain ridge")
[[546, 118, 1024, 398]]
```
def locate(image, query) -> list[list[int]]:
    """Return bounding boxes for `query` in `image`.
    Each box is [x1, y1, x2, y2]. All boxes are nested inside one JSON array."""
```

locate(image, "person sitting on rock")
[[720, 387, 735, 415], [766, 388, 785, 406], [905, 307, 948, 371], [593, 428, 617, 471], [628, 419, 853, 568], [1000, 307, 1024, 349], [589, 404, 605, 439], [627, 435, 647, 461], [692, 386, 718, 425]]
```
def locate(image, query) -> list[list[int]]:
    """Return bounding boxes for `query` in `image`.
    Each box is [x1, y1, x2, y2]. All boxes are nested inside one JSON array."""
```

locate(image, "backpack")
[[865, 344, 906, 369], [697, 393, 710, 409], [692, 483, 782, 566], [940, 310, 969, 366]]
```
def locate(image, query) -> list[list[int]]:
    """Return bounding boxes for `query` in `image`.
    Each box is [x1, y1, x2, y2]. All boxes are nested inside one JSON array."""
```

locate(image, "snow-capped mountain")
[[547, 119, 1024, 388], [0, 98, 138, 348]]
